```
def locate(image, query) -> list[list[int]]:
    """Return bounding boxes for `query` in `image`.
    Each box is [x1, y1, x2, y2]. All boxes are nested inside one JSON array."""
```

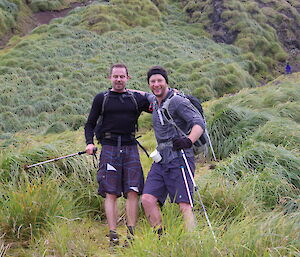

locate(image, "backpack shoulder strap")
[[126, 90, 139, 114], [101, 90, 110, 116], [161, 92, 188, 137], [97, 90, 109, 126]]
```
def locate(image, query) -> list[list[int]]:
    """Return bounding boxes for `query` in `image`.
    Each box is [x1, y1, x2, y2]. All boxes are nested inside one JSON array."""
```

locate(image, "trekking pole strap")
[[135, 136, 150, 157]]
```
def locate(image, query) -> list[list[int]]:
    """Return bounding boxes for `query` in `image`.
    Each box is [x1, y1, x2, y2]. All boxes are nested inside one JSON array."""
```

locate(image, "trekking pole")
[[202, 116, 217, 162], [204, 130, 217, 162], [181, 149, 217, 242], [180, 165, 194, 208], [24, 147, 97, 169]]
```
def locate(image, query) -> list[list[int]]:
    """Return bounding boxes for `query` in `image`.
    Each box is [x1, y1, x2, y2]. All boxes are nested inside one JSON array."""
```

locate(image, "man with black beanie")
[[142, 66, 205, 232]]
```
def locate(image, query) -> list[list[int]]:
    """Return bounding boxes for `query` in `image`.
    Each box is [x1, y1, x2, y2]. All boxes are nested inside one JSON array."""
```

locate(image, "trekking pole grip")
[[78, 147, 98, 155]]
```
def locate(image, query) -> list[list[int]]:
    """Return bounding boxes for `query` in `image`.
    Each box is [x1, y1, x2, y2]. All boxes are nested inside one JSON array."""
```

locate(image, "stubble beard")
[[113, 82, 126, 92]]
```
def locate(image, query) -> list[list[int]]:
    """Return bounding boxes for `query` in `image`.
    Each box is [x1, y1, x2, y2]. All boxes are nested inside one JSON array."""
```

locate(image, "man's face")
[[109, 67, 129, 92], [148, 74, 168, 99]]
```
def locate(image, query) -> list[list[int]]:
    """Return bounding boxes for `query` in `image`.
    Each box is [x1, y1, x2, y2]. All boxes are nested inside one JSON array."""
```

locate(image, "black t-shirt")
[[84, 90, 150, 146]]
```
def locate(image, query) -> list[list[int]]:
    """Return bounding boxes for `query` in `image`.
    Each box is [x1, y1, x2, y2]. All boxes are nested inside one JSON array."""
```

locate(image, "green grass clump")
[[205, 75, 300, 159], [208, 107, 270, 158], [216, 141, 300, 190], [0, 177, 74, 242], [26, 219, 109, 256], [252, 119, 300, 151], [120, 209, 299, 257], [0, 130, 106, 246], [0, 0, 19, 38], [60, 0, 162, 34]]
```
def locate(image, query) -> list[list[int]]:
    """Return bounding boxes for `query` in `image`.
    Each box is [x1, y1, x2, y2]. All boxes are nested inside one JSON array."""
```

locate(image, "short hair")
[[110, 63, 129, 76], [147, 66, 168, 84]]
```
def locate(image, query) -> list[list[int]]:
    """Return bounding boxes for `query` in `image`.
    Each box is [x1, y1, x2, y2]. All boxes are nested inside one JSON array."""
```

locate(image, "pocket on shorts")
[[97, 163, 106, 184]]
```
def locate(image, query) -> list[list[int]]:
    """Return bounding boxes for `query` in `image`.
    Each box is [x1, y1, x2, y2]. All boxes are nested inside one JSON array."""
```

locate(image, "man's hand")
[[86, 144, 96, 155], [172, 137, 193, 151]]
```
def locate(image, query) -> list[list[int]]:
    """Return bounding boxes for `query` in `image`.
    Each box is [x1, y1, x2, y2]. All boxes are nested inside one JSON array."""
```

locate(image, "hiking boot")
[[123, 225, 135, 247], [153, 226, 165, 239], [109, 230, 119, 247]]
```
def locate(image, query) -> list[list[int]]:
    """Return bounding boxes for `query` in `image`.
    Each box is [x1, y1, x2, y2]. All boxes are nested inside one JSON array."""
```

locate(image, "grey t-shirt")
[[146, 89, 205, 164]]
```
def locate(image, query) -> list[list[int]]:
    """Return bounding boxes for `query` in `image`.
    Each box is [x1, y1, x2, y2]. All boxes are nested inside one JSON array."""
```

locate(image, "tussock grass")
[[0, 177, 74, 242], [0, 0, 264, 134], [0, 131, 106, 252], [205, 77, 300, 159], [28, 219, 110, 257], [253, 118, 300, 151], [78, 0, 162, 33], [208, 107, 270, 158], [0, 22, 254, 133], [200, 169, 298, 212], [119, 204, 300, 257], [216, 141, 300, 190]]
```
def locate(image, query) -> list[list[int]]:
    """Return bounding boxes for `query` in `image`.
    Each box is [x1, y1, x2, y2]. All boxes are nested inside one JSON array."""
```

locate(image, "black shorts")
[[97, 145, 144, 198], [143, 157, 195, 205]]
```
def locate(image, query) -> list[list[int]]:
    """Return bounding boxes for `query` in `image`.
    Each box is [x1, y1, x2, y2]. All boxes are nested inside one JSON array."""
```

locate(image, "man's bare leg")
[[179, 202, 195, 232], [105, 193, 119, 245], [142, 194, 162, 228], [126, 191, 138, 227], [105, 193, 118, 230]]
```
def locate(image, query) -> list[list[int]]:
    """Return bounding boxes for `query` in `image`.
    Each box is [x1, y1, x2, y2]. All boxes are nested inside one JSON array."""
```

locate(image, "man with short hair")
[[84, 64, 150, 246], [142, 66, 205, 232]]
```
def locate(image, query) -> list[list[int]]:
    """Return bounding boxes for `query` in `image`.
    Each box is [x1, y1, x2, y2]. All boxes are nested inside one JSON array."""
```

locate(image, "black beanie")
[[147, 66, 168, 84]]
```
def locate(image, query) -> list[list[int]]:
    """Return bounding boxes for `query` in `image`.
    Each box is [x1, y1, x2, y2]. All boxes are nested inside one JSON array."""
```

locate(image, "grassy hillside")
[[0, 0, 299, 256], [1, 75, 299, 256], [0, 0, 261, 135]]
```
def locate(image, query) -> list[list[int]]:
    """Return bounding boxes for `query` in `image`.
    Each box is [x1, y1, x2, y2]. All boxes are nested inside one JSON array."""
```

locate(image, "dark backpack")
[[161, 92, 208, 156]]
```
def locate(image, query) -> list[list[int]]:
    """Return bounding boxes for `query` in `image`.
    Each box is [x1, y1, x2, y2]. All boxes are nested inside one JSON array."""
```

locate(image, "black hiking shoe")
[[153, 226, 165, 239], [109, 230, 119, 247], [123, 225, 135, 247]]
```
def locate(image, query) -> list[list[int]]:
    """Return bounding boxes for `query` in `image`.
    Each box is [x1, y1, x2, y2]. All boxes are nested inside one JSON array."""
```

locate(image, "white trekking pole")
[[204, 129, 217, 162], [202, 116, 217, 162], [180, 164, 194, 208], [181, 149, 217, 242]]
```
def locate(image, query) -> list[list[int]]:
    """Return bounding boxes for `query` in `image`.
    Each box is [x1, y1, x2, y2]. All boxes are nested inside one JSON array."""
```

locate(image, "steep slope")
[[0, 0, 259, 134], [181, 0, 300, 73]]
